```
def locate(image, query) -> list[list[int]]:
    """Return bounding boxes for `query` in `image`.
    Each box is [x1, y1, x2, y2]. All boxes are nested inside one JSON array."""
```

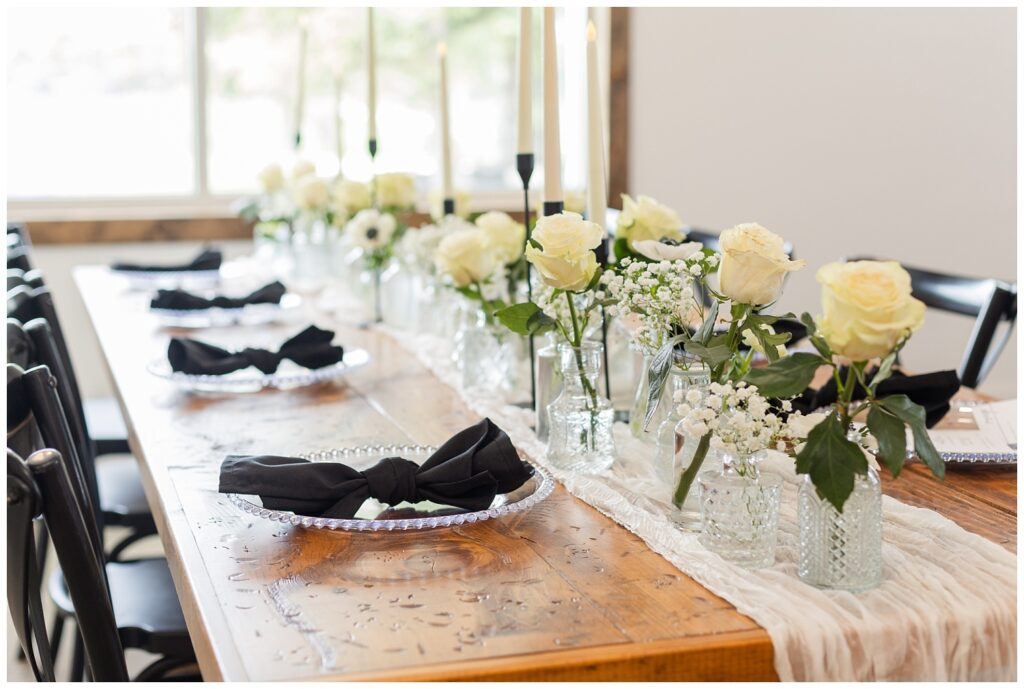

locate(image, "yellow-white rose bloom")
[[292, 176, 331, 211], [331, 180, 372, 222], [374, 173, 416, 209], [525, 212, 604, 292], [816, 260, 926, 361], [430, 189, 471, 220], [434, 229, 497, 287], [717, 223, 806, 305], [617, 194, 684, 247], [475, 211, 525, 264], [257, 164, 285, 193], [291, 160, 316, 179]]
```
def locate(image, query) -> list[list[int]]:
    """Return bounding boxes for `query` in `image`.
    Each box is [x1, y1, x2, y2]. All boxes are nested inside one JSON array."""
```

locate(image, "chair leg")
[[49, 611, 66, 665], [69, 629, 85, 682], [107, 529, 156, 562]]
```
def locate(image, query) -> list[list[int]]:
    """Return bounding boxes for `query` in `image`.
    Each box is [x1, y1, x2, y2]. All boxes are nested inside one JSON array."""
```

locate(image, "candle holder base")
[[368, 139, 378, 159], [543, 201, 564, 217], [443, 198, 455, 216]]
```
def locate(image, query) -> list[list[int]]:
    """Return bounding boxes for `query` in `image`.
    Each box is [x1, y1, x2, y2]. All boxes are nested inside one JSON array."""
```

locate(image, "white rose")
[[817, 260, 926, 361], [374, 172, 416, 210], [291, 176, 331, 211], [332, 180, 372, 220], [434, 229, 497, 287], [429, 189, 471, 220], [741, 323, 787, 359], [717, 223, 806, 305], [291, 160, 316, 179], [632, 239, 704, 262], [617, 194, 684, 247], [525, 212, 603, 292], [257, 164, 284, 193], [345, 208, 397, 250], [475, 211, 525, 264]]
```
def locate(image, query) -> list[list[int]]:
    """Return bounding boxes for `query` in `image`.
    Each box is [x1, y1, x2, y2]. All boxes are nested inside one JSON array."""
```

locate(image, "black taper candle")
[[517, 153, 536, 411]]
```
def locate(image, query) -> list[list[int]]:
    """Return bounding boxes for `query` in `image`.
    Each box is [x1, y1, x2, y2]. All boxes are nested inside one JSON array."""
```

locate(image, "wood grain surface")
[[73, 266, 1015, 681]]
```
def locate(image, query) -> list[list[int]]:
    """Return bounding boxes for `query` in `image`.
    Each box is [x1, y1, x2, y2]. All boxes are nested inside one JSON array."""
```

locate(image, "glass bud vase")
[[460, 310, 517, 397], [629, 353, 665, 441], [698, 451, 782, 569], [547, 342, 616, 474], [798, 467, 882, 591], [654, 366, 711, 484], [533, 333, 561, 443]]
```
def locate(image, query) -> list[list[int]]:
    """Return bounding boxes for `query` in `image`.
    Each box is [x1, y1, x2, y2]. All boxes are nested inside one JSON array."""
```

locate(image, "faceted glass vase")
[[547, 342, 616, 474], [698, 451, 782, 569], [654, 366, 711, 484], [459, 310, 519, 398], [798, 467, 882, 591]]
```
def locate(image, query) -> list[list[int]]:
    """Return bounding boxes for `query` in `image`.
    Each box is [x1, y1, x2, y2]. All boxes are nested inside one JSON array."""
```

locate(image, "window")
[[7, 7, 604, 214]]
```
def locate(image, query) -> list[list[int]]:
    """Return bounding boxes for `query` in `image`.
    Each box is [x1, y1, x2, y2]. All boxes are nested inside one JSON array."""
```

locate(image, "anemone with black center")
[[366, 227, 379, 241]]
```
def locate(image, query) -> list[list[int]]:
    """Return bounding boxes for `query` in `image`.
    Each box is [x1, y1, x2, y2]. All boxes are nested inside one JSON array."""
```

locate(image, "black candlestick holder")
[[443, 198, 455, 216], [368, 138, 377, 160], [595, 235, 612, 400], [543, 200, 564, 217], [517, 153, 536, 412]]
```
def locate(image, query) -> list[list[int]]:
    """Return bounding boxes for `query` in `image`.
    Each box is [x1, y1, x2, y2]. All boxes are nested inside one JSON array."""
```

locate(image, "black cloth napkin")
[[112, 248, 222, 273], [789, 369, 961, 428], [151, 281, 286, 311], [218, 418, 533, 519], [168, 325, 344, 375]]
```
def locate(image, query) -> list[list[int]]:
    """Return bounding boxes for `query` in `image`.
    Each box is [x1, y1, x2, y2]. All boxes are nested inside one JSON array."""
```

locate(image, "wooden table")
[[74, 266, 1016, 681]]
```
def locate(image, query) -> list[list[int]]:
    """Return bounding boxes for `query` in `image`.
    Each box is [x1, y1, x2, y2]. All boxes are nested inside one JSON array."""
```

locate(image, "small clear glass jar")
[[533, 332, 561, 443], [798, 466, 882, 591], [654, 365, 711, 483], [547, 341, 616, 474], [698, 450, 783, 569], [459, 307, 519, 398]]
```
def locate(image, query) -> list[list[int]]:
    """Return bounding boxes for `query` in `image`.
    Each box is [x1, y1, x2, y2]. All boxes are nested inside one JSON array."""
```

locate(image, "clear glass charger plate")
[[225, 443, 555, 531], [111, 267, 222, 290], [146, 348, 370, 393], [150, 293, 302, 328]]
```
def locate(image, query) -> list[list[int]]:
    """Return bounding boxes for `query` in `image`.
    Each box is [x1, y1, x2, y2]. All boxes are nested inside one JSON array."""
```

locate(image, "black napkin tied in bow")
[[112, 248, 222, 273], [168, 325, 344, 375], [151, 281, 286, 311], [218, 418, 534, 519]]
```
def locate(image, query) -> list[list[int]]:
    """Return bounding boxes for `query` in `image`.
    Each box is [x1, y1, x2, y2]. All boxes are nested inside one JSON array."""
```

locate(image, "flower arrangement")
[[745, 259, 944, 511], [614, 194, 684, 258], [344, 208, 399, 269]]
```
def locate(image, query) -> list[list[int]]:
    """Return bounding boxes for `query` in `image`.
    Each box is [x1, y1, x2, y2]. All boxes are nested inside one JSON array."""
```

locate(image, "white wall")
[[629, 7, 1017, 397]]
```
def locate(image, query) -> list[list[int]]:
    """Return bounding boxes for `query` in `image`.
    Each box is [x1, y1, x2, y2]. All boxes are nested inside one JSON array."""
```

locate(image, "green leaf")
[[878, 395, 946, 480], [693, 300, 719, 345], [742, 352, 822, 398], [612, 237, 636, 262], [799, 312, 817, 336], [495, 302, 542, 336], [795, 411, 868, 512], [871, 351, 897, 390], [866, 404, 907, 477], [683, 341, 733, 367], [527, 237, 543, 251], [643, 333, 688, 429], [525, 309, 558, 336]]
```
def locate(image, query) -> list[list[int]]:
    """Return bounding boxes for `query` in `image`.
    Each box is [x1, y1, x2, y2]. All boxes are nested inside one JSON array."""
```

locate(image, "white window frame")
[[7, 7, 612, 223]]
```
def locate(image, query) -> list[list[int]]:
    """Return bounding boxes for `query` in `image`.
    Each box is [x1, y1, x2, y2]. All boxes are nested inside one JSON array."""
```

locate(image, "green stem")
[[565, 291, 601, 448], [672, 431, 712, 508]]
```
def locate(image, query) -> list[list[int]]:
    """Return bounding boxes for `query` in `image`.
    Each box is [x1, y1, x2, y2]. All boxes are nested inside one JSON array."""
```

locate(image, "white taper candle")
[[542, 7, 562, 205], [367, 8, 377, 145], [516, 8, 533, 155], [438, 42, 453, 198], [586, 21, 606, 229]]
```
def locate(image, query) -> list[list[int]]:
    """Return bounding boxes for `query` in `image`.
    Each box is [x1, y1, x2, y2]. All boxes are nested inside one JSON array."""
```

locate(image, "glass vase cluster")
[[546, 342, 616, 474], [698, 450, 782, 569]]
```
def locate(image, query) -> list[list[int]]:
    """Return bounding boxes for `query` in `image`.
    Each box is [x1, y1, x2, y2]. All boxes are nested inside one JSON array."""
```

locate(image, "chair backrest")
[[8, 221, 31, 247], [8, 245, 33, 272], [7, 363, 105, 564], [8, 319, 101, 522], [8, 268, 44, 293], [7, 283, 88, 439], [845, 256, 1017, 388], [8, 448, 129, 682]]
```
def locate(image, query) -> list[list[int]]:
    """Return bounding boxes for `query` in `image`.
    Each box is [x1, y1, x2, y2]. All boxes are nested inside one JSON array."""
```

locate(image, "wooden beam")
[[608, 7, 630, 208]]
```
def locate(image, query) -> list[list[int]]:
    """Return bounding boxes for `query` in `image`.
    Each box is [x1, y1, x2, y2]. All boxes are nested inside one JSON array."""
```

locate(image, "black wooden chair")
[[8, 289, 156, 559], [845, 256, 1017, 389], [7, 364, 197, 681], [8, 267, 45, 292]]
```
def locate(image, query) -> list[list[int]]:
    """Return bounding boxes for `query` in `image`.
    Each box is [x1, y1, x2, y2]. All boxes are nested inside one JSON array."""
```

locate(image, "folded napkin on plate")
[[112, 248, 222, 273], [168, 325, 343, 375], [218, 418, 533, 519], [151, 281, 286, 311], [789, 369, 961, 428]]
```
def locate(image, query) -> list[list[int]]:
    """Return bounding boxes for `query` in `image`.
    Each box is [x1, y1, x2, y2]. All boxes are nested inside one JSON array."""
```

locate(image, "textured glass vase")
[[654, 366, 711, 484], [668, 429, 723, 531], [288, 219, 334, 293], [459, 311, 518, 397], [798, 467, 882, 591], [379, 257, 415, 328], [698, 451, 782, 569], [547, 342, 616, 474]]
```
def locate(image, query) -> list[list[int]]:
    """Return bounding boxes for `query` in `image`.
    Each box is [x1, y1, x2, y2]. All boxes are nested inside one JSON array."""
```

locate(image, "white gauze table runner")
[[383, 327, 1016, 681]]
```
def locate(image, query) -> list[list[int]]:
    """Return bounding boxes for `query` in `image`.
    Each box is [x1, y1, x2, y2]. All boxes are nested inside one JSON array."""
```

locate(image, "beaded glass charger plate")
[[226, 444, 555, 531], [923, 398, 1017, 465], [146, 348, 370, 393], [150, 293, 302, 328]]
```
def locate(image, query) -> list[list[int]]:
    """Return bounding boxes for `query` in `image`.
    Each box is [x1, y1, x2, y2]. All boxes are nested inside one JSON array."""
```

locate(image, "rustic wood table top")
[[74, 266, 1016, 681]]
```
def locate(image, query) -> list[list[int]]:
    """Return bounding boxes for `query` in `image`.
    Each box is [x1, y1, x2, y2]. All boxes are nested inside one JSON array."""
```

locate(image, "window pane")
[[7, 7, 194, 198], [205, 7, 586, 196]]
